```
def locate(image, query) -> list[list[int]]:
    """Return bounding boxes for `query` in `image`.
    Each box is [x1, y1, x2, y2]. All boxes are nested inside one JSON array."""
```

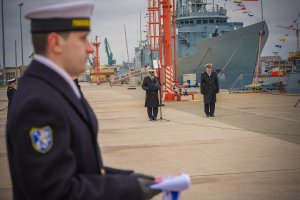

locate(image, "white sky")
[[0, 0, 299, 67]]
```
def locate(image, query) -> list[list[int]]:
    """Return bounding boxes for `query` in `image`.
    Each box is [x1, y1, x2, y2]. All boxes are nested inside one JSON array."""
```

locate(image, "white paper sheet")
[[151, 173, 191, 191]]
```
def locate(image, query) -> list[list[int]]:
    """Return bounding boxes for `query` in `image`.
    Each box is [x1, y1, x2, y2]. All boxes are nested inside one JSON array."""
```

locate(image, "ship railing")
[[228, 74, 244, 93], [111, 69, 143, 84]]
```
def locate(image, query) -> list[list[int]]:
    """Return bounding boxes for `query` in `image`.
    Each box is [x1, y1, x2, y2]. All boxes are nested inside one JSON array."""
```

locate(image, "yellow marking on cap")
[[100, 168, 106, 175], [72, 19, 90, 27]]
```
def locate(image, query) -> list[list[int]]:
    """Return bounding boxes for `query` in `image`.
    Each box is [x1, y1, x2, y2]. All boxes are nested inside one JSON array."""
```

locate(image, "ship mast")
[[179, 0, 208, 15], [261, 0, 264, 22], [254, 0, 265, 84], [190, 0, 207, 13]]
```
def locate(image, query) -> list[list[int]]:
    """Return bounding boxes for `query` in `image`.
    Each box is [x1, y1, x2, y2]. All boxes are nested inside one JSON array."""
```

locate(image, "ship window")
[[216, 20, 220, 23], [190, 20, 194, 24], [203, 20, 208, 24], [179, 21, 184, 24], [184, 21, 189, 24], [209, 20, 214, 24], [196, 20, 202, 24]]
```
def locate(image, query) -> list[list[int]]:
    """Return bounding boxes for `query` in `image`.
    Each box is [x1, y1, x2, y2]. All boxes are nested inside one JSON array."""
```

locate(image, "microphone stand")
[[295, 98, 300, 107], [157, 62, 169, 121]]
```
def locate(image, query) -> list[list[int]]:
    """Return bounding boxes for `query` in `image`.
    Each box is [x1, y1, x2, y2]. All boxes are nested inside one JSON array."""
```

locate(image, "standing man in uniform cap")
[[142, 68, 161, 121], [200, 63, 219, 117], [6, 1, 160, 200], [6, 78, 17, 118]]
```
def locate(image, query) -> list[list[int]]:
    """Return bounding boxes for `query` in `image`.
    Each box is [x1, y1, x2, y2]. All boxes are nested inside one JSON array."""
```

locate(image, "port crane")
[[104, 38, 116, 66], [276, 14, 300, 52]]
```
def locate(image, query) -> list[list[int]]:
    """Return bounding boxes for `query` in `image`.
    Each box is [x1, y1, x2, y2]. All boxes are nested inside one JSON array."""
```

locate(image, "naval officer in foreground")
[[6, 1, 160, 199]]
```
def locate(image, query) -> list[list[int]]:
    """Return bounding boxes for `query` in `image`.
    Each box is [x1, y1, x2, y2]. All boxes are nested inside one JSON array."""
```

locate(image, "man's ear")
[[47, 32, 65, 54]]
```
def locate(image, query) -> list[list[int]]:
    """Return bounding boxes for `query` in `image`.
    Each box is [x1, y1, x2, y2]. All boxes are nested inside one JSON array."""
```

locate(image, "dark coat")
[[7, 85, 16, 110], [200, 71, 219, 104], [6, 60, 142, 200], [142, 76, 161, 107]]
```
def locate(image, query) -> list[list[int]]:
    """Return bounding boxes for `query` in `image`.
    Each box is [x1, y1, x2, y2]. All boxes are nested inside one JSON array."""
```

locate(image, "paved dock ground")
[[1, 85, 300, 199]]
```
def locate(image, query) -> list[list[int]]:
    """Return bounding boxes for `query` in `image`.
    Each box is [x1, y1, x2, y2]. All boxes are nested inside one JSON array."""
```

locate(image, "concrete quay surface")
[[0, 84, 300, 200]]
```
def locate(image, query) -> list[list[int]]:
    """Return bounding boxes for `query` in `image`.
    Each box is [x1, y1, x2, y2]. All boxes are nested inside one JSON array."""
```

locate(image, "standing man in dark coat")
[[200, 63, 219, 117], [6, 1, 160, 200], [7, 78, 17, 110], [6, 78, 17, 118], [142, 68, 161, 121]]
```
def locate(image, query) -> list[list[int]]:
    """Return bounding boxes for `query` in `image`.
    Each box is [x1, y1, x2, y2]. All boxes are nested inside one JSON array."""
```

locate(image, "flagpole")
[[254, 0, 264, 84], [261, 0, 264, 22], [1, 0, 6, 84]]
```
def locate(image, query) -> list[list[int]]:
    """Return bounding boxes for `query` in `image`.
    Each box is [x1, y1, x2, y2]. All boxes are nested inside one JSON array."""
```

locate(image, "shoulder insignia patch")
[[29, 126, 53, 154]]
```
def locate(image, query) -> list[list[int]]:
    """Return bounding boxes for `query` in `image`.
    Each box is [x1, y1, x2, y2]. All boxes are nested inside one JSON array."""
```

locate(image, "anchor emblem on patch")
[[29, 126, 53, 154]]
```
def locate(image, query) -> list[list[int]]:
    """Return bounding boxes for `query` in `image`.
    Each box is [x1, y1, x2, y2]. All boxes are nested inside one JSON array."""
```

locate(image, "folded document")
[[151, 173, 191, 200]]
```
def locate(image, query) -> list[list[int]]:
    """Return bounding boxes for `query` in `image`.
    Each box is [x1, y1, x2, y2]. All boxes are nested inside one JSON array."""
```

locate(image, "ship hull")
[[177, 21, 269, 88]]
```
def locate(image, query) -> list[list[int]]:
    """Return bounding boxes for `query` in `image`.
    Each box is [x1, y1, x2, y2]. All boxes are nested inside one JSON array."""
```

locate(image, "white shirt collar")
[[34, 54, 81, 99]]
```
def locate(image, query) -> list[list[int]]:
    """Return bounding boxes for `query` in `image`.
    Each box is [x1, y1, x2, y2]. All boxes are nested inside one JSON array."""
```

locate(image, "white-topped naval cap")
[[205, 63, 213, 68], [7, 78, 16, 83], [146, 66, 155, 72], [25, 1, 95, 33], [25, 1, 94, 19]]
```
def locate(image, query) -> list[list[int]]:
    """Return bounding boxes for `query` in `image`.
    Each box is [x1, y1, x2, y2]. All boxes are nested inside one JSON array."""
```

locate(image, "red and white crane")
[[91, 36, 101, 85]]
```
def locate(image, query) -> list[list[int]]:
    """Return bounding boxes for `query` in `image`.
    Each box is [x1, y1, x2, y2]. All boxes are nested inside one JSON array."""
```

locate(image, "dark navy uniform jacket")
[[142, 76, 161, 107], [6, 60, 142, 200], [7, 85, 17, 118], [200, 71, 219, 104], [7, 85, 16, 108]]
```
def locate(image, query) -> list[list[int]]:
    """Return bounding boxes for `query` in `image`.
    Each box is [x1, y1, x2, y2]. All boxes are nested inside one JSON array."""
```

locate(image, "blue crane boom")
[[104, 38, 116, 66]]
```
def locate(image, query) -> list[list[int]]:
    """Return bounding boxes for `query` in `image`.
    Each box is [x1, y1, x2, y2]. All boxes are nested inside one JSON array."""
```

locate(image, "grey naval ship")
[[176, 0, 269, 88]]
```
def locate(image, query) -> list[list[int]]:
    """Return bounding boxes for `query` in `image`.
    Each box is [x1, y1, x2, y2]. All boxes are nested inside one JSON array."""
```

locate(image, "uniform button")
[[100, 168, 106, 175]]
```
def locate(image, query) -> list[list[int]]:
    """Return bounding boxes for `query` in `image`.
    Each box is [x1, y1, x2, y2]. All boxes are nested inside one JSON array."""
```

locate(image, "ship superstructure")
[[176, 0, 269, 88]]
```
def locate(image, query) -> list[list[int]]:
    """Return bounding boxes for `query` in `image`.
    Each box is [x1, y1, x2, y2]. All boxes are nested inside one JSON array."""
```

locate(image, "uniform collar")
[[34, 54, 81, 99], [25, 60, 91, 124]]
